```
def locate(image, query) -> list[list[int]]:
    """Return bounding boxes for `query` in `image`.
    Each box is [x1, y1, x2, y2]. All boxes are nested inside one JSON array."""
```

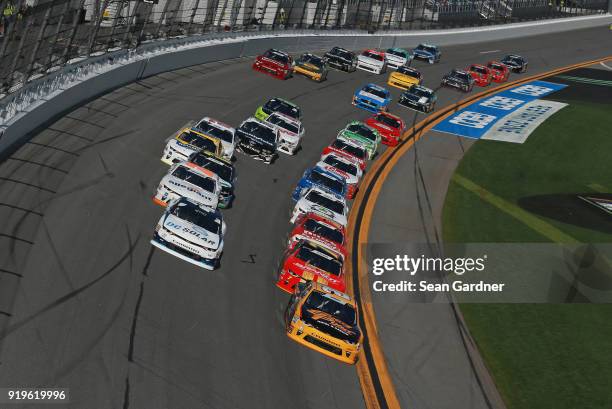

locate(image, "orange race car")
[[285, 281, 363, 364]]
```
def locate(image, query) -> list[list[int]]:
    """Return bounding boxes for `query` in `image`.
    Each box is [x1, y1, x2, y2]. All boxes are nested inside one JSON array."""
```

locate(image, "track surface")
[[0, 25, 609, 409]]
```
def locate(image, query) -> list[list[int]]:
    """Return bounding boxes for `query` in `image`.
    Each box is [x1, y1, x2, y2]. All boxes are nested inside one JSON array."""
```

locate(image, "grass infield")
[[442, 99, 612, 409]]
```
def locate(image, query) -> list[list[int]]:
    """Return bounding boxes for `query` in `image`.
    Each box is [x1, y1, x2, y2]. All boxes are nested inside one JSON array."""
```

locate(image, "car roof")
[[177, 161, 218, 179], [241, 116, 276, 130], [300, 211, 346, 231], [305, 185, 345, 201], [198, 117, 235, 132], [191, 149, 232, 166], [310, 165, 346, 182], [268, 111, 302, 125], [311, 282, 354, 304], [363, 83, 387, 91]]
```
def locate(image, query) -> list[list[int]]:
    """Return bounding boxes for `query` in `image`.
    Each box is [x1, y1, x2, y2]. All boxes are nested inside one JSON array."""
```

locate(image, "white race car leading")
[[316, 152, 363, 199], [265, 111, 305, 155], [193, 117, 236, 161], [290, 186, 348, 227], [356, 49, 387, 75], [153, 161, 221, 209], [152, 197, 227, 270]]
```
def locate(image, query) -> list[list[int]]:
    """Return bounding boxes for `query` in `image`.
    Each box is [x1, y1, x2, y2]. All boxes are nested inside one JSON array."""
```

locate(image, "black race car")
[[235, 117, 278, 164], [501, 54, 528, 73], [441, 69, 474, 92], [398, 85, 437, 113], [324, 47, 357, 72]]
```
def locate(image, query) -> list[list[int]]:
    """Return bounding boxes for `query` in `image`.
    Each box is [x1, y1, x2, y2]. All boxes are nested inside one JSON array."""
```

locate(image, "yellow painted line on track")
[[452, 174, 579, 244], [347, 55, 612, 409]]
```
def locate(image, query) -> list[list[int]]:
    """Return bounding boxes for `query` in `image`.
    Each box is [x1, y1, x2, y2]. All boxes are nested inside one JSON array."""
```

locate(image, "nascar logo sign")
[[433, 80, 567, 139]]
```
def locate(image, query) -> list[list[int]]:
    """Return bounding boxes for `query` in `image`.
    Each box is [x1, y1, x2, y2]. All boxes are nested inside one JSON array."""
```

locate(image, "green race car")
[[336, 121, 381, 159], [254, 97, 302, 122]]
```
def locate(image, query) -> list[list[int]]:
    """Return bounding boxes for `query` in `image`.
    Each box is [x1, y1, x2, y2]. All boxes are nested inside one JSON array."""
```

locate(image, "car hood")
[[162, 213, 221, 249], [162, 175, 218, 208], [356, 91, 386, 104], [358, 56, 384, 66]]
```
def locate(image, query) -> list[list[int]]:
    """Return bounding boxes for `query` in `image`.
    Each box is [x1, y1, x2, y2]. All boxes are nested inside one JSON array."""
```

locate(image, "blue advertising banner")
[[432, 80, 568, 139]]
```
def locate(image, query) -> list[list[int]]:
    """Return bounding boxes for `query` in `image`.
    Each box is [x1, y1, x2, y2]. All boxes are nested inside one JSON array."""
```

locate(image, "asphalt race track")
[[0, 25, 610, 409]]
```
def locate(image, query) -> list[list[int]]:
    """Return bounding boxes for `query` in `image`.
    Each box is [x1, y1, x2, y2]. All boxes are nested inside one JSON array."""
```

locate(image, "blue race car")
[[292, 166, 348, 201], [411, 43, 441, 64], [352, 83, 391, 113]]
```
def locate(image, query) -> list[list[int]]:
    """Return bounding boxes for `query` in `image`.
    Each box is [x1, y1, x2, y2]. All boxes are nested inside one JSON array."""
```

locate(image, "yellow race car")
[[387, 66, 423, 90], [284, 281, 363, 364], [161, 126, 223, 165], [293, 53, 328, 82]]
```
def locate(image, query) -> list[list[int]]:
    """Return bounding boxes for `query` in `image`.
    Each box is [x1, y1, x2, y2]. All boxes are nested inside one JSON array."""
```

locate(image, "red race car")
[[288, 212, 347, 257], [322, 138, 367, 171], [365, 112, 406, 147], [467, 64, 492, 87], [486, 61, 510, 83], [253, 49, 294, 80], [276, 240, 345, 294]]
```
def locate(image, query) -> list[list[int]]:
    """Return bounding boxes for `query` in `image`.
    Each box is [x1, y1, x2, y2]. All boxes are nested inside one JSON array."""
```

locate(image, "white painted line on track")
[[479, 49, 501, 54]]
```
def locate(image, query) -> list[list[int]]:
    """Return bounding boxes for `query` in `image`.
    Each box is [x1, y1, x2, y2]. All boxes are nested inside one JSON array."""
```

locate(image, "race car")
[[235, 117, 279, 164], [317, 152, 363, 199], [161, 127, 223, 166], [284, 281, 362, 364], [337, 120, 381, 159], [294, 53, 328, 82], [398, 84, 437, 113], [501, 54, 528, 73], [352, 83, 391, 113], [323, 138, 367, 171], [288, 212, 347, 256], [188, 150, 236, 209], [292, 166, 347, 201], [252, 48, 294, 80], [384, 47, 412, 69], [265, 112, 304, 155], [486, 61, 510, 83], [324, 46, 357, 72], [411, 43, 441, 64], [441, 69, 474, 92], [193, 117, 236, 161], [387, 66, 423, 90], [356, 49, 387, 74], [255, 97, 302, 122], [290, 186, 348, 227], [153, 161, 221, 209], [467, 64, 492, 87], [276, 240, 346, 294], [365, 112, 406, 147], [151, 197, 226, 270]]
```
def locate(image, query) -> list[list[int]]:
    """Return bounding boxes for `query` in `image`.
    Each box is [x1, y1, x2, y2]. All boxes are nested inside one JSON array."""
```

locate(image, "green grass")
[[442, 100, 612, 409]]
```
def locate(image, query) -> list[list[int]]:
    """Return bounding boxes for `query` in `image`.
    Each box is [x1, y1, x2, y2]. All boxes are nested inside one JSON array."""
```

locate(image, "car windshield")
[[303, 290, 356, 325], [397, 67, 421, 78], [362, 51, 383, 61], [189, 155, 233, 182], [506, 56, 522, 64], [471, 66, 488, 74], [323, 156, 358, 176], [387, 49, 406, 57], [299, 54, 324, 69], [488, 62, 504, 71], [310, 169, 344, 194], [268, 114, 299, 134], [171, 201, 221, 233], [374, 114, 401, 129], [241, 121, 277, 144], [195, 121, 233, 144], [180, 131, 218, 152], [346, 123, 377, 141], [416, 44, 436, 54], [296, 244, 342, 276], [303, 218, 344, 245], [410, 87, 432, 98], [171, 166, 216, 193], [264, 99, 300, 119], [306, 190, 345, 215], [363, 86, 387, 99], [263, 49, 289, 64], [330, 47, 352, 60], [331, 140, 366, 160]]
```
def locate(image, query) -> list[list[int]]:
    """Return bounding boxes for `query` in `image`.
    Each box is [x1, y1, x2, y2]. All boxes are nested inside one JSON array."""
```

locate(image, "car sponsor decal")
[[481, 100, 567, 144], [432, 80, 567, 139]]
